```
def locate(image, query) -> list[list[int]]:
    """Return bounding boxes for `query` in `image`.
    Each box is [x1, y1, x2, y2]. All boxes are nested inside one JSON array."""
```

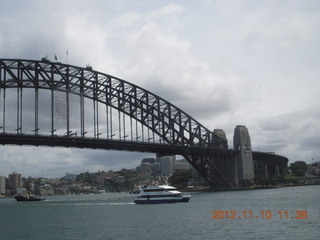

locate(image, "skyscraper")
[[0, 176, 5, 195], [8, 172, 22, 190], [159, 156, 176, 176]]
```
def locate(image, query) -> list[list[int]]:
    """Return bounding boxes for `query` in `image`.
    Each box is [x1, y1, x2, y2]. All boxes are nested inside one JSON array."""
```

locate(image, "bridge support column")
[[280, 166, 287, 175], [233, 155, 239, 186], [264, 164, 269, 178], [275, 165, 280, 177], [233, 125, 254, 184]]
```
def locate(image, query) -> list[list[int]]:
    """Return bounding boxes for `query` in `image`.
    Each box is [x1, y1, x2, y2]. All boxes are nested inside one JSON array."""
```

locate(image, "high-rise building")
[[8, 172, 22, 190], [175, 159, 191, 171], [158, 155, 175, 176], [0, 175, 5, 195], [140, 158, 158, 175], [65, 172, 76, 181], [140, 163, 152, 175]]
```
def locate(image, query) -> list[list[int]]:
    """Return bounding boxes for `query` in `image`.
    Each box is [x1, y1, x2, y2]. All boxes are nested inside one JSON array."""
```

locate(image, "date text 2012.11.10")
[[211, 210, 308, 220]]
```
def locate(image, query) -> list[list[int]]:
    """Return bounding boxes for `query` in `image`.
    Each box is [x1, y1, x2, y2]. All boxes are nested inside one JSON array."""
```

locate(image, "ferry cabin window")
[[141, 194, 181, 198], [144, 189, 166, 192]]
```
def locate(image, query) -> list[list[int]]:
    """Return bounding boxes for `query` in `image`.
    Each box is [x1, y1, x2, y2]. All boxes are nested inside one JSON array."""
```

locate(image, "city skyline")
[[0, 0, 319, 177], [0, 155, 190, 181]]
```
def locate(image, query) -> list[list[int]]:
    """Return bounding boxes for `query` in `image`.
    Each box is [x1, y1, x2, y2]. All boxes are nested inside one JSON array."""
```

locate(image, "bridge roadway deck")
[[0, 133, 235, 157]]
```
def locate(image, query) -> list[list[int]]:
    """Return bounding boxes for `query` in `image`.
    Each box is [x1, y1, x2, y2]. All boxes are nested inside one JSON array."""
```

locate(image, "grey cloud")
[[299, 136, 320, 150], [259, 116, 292, 131]]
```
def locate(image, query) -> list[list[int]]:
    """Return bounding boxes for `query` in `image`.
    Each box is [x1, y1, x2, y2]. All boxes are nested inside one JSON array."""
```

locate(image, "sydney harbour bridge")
[[0, 59, 288, 187]]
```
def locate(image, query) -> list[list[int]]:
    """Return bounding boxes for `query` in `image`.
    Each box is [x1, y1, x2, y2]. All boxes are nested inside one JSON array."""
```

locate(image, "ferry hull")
[[133, 185, 191, 204], [134, 195, 190, 204], [14, 195, 45, 202]]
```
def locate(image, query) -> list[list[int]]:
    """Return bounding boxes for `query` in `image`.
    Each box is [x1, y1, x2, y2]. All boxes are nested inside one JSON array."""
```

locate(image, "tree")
[[169, 170, 192, 186], [290, 161, 308, 177]]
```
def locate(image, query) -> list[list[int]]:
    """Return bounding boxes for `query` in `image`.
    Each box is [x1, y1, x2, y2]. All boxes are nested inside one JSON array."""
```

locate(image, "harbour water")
[[1, 185, 319, 240]]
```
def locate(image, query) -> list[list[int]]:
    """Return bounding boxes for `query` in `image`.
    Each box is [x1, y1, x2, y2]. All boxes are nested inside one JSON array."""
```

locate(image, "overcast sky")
[[0, 0, 319, 178]]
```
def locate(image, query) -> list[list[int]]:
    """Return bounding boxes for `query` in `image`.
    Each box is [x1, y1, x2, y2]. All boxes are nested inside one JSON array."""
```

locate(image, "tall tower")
[[213, 129, 228, 147], [8, 172, 22, 190], [157, 155, 175, 176], [0, 175, 5, 195], [233, 125, 254, 183]]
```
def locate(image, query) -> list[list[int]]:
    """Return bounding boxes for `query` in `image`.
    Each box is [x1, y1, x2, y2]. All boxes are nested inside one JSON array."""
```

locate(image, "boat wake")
[[42, 202, 135, 206]]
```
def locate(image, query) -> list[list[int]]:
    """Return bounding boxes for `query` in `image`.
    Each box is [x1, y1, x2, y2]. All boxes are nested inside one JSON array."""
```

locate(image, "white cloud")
[[147, 3, 185, 19]]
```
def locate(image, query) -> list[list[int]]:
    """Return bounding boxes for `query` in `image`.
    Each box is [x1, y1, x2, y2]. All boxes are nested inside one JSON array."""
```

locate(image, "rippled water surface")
[[1, 185, 319, 240]]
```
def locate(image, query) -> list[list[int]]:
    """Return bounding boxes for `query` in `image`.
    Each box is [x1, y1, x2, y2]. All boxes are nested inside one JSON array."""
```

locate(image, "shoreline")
[[184, 182, 320, 192]]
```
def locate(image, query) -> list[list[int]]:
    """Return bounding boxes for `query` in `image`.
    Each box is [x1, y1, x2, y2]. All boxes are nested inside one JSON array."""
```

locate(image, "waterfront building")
[[175, 159, 191, 171], [141, 158, 156, 164], [16, 187, 27, 195], [139, 157, 160, 175], [158, 155, 176, 176], [40, 184, 54, 196], [95, 171, 107, 184], [0, 175, 5, 195], [8, 172, 22, 190], [64, 172, 76, 181], [140, 163, 152, 175]]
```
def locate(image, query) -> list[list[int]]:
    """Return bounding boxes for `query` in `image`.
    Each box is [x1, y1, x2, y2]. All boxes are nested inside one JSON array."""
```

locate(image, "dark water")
[[1, 185, 319, 240]]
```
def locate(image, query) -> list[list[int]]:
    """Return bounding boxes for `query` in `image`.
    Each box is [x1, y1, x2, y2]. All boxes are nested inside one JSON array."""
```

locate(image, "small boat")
[[14, 193, 45, 202], [134, 185, 191, 204]]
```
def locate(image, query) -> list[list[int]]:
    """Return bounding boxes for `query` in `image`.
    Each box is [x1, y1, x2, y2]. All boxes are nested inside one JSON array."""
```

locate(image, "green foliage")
[[254, 175, 286, 186], [277, 175, 286, 183], [284, 173, 298, 180], [77, 172, 95, 183], [169, 170, 192, 186], [290, 161, 308, 177], [255, 177, 274, 186], [294, 169, 307, 177], [239, 179, 252, 187]]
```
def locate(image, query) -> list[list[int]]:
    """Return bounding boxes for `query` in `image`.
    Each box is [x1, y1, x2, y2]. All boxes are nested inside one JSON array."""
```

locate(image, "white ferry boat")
[[134, 185, 191, 204]]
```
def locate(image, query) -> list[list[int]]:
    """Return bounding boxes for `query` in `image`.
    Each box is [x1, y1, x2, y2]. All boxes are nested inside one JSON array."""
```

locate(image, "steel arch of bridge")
[[0, 58, 231, 186], [0, 59, 226, 148]]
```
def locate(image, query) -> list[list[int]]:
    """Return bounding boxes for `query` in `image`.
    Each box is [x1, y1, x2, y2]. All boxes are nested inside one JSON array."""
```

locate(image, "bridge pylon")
[[233, 125, 254, 185]]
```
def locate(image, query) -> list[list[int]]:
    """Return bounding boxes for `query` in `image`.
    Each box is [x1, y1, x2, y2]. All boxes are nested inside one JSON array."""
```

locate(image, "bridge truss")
[[0, 59, 232, 186]]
